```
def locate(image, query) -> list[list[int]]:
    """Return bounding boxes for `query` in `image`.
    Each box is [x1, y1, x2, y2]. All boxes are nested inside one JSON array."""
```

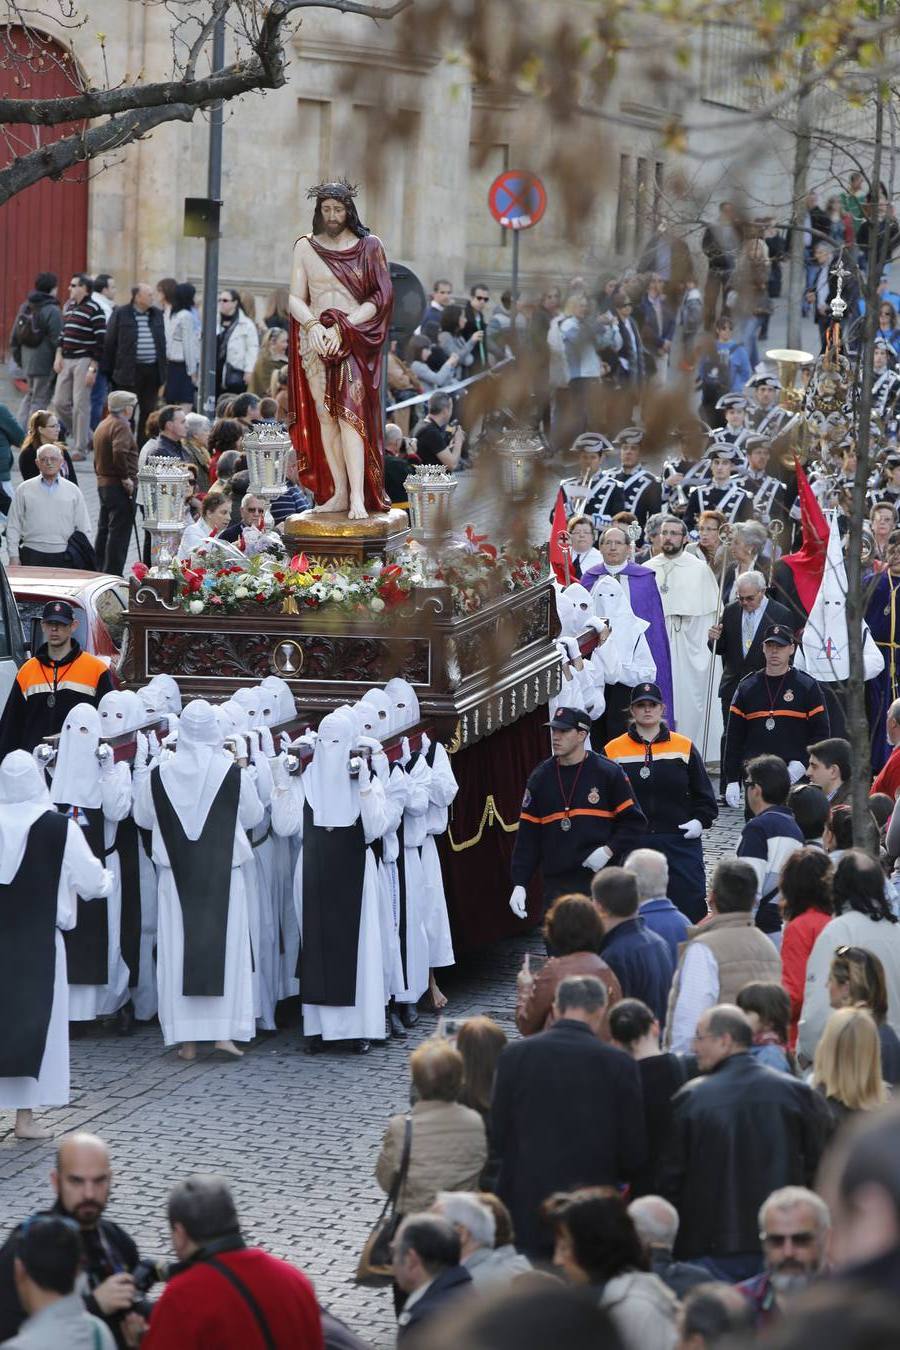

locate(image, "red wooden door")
[[0, 26, 88, 356]]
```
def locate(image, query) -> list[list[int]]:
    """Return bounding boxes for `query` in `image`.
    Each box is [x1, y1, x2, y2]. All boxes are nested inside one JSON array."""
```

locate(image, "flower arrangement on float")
[[131, 527, 548, 619]]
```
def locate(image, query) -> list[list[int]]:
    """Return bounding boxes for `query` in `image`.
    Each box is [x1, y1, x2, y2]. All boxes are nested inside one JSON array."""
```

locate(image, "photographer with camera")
[[413, 392, 464, 471], [142, 1175, 323, 1349], [0, 1134, 146, 1348]]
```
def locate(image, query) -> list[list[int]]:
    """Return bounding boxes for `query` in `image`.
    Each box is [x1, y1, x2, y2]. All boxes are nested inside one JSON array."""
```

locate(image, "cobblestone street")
[[0, 808, 744, 1347]]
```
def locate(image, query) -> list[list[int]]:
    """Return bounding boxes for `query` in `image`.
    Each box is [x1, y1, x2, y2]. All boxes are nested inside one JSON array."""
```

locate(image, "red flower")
[[289, 553, 310, 574], [211, 596, 224, 606], [131, 562, 149, 581], [274, 571, 286, 582], [255, 593, 266, 603]]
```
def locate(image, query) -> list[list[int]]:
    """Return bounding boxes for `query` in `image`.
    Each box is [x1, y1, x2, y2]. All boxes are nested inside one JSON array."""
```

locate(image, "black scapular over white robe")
[[0, 751, 111, 1108]]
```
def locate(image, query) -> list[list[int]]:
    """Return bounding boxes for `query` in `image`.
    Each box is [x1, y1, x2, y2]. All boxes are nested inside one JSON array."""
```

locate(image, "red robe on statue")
[[287, 233, 392, 513]]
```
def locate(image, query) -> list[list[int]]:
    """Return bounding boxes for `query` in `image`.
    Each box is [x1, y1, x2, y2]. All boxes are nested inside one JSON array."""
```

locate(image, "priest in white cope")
[[271, 709, 389, 1054], [646, 515, 723, 753], [0, 751, 111, 1140], [48, 704, 132, 1027], [132, 698, 264, 1060]]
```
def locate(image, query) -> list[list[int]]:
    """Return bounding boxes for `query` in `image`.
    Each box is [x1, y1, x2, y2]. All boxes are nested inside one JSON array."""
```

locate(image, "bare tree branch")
[[0, 0, 413, 126]]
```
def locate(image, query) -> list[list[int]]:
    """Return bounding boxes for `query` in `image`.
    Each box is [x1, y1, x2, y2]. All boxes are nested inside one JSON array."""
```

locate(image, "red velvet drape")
[[438, 707, 549, 950]]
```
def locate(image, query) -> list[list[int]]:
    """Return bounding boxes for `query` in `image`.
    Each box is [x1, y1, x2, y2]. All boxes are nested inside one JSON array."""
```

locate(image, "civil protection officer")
[[723, 624, 830, 806], [509, 706, 646, 921], [604, 682, 718, 923]]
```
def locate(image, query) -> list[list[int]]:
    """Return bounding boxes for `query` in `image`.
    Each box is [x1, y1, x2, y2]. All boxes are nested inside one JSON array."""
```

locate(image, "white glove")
[[400, 736, 412, 765], [245, 729, 260, 757], [679, 818, 703, 840], [231, 734, 248, 763], [788, 760, 806, 784], [279, 730, 294, 752], [509, 885, 527, 919], [270, 752, 291, 789], [725, 782, 742, 809], [355, 755, 371, 789], [258, 725, 275, 758], [584, 617, 610, 635], [133, 731, 149, 770], [97, 744, 115, 774], [583, 844, 613, 872], [356, 734, 383, 753]]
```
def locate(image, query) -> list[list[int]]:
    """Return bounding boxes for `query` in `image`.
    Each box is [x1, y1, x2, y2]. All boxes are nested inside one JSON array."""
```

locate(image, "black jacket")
[[0, 1202, 139, 1346], [711, 597, 795, 703], [658, 1052, 829, 1259], [492, 1019, 647, 1257], [102, 304, 166, 388], [9, 291, 62, 376], [598, 917, 675, 1026], [396, 1265, 472, 1340]]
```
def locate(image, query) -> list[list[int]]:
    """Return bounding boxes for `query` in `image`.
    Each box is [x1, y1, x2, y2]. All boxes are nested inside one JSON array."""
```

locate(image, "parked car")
[[0, 558, 28, 706], [8, 566, 129, 675]]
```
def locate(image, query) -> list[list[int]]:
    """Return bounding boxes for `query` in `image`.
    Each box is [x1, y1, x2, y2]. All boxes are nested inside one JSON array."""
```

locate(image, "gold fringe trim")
[[448, 793, 519, 852]]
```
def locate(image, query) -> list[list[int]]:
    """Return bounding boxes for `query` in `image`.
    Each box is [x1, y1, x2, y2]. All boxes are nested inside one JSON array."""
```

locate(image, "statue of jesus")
[[287, 180, 393, 520]]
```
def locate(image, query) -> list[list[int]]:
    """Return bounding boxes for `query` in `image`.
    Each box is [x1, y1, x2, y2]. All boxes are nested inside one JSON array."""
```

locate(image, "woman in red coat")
[[779, 848, 834, 1051]]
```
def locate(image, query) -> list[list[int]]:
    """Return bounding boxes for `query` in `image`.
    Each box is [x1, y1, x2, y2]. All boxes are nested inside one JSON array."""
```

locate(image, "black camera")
[[131, 1257, 169, 1295]]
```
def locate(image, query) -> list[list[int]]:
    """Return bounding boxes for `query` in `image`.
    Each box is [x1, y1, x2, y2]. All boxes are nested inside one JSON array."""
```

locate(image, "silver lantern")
[[137, 456, 193, 572], [244, 420, 292, 530], [406, 465, 458, 585], [496, 429, 543, 500]]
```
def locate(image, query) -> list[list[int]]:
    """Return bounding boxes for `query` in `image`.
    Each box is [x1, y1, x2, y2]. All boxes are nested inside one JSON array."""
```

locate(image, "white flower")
[[189, 599, 205, 615], [369, 596, 386, 612], [234, 586, 249, 600]]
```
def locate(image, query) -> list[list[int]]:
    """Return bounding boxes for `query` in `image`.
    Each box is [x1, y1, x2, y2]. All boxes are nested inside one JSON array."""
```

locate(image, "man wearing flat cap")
[[0, 600, 113, 758], [92, 389, 139, 575], [508, 706, 646, 921]]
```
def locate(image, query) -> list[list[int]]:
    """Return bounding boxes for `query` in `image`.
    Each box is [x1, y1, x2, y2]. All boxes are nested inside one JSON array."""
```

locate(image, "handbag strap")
[[382, 1114, 413, 1219], [205, 1256, 277, 1350]]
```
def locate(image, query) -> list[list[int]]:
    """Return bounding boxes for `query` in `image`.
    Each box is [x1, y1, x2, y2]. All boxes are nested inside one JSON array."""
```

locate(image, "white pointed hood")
[[304, 709, 359, 827], [0, 750, 53, 883], [384, 679, 421, 735], [98, 689, 145, 738], [50, 703, 103, 808], [260, 676, 296, 723], [158, 699, 231, 840], [556, 583, 594, 638]]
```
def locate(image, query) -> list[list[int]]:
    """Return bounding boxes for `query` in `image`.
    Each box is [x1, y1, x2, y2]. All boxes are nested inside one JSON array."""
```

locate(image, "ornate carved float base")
[[124, 577, 561, 750], [283, 508, 410, 563]]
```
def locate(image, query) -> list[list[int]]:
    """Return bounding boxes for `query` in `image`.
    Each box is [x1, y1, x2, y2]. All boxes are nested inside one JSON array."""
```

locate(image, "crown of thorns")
[[307, 179, 359, 203]]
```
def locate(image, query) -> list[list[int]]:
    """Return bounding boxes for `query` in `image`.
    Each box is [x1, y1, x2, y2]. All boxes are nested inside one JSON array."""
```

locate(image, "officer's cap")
[[546, 706, 592, 732]]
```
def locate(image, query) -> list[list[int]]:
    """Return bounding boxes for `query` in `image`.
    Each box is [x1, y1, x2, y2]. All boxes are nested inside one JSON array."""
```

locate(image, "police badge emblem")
[[783, 690, 794, 703], [587, 787, 600, 804]]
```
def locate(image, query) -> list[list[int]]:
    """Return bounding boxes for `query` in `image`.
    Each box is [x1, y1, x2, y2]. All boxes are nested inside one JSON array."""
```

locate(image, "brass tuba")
[[765, 348, 815, 413]]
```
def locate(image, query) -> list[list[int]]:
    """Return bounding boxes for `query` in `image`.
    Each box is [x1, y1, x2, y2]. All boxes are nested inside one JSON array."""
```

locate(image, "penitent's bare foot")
[[15, 1110, 53, 1140], [313, 493, 349, 514], [177, 1043, 197, 1061], [428, 972, 448, 1011], [347, 497, 368, 521], [214, 1040, 244, 1058]]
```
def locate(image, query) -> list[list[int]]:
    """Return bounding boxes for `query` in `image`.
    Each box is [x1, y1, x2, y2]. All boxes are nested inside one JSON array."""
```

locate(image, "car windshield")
[[95, 584, 128, 648]]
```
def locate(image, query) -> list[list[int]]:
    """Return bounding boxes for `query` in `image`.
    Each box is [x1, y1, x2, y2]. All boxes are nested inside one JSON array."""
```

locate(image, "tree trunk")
[[786, 54, 812, 350]]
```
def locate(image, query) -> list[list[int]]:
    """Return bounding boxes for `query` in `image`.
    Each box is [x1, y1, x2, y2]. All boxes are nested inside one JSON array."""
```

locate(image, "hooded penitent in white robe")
[[50, 704, 132, 1022], [133, 699, 264, 1047], [795, 510, 885, 684], [351, 702, 406, 1001], [0, 752, 112, 1109], [271, 710, 389, 1042], [645, 548, 723, 753], [101, 689, 160, 1022]]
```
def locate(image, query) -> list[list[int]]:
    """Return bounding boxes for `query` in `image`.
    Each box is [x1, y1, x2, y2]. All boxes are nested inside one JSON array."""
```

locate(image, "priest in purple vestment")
[[580, 523, 675, 738]]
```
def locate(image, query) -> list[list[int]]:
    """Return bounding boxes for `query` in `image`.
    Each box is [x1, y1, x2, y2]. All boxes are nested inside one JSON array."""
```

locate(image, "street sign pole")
[[511, 228, 520, 307]]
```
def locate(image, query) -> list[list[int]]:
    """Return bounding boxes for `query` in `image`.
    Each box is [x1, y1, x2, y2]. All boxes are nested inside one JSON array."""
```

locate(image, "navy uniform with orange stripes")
[[511, 711, 647, 911], [723, 664, 829, 786], [0, 637, 113, 757], [605, 694, 718, 923]]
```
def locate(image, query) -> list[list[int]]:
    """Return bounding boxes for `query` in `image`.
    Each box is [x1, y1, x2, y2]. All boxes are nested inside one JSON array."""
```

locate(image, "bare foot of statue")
[[313, 492, 349, 513], [177, 1043, 197, 1061], [428, 972, 448, 1011], [348, 495, 368, 521], [15, 1110, 53, 1140], [214, 1040, 244, 1058]]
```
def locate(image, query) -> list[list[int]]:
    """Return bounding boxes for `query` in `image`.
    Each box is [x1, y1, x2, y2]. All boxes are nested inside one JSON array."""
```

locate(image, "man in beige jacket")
[[664, 857, 780, 1053]]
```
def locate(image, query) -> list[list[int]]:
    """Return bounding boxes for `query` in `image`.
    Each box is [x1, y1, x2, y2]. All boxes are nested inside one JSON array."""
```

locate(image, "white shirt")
[[667, 944, 719, 1052]]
